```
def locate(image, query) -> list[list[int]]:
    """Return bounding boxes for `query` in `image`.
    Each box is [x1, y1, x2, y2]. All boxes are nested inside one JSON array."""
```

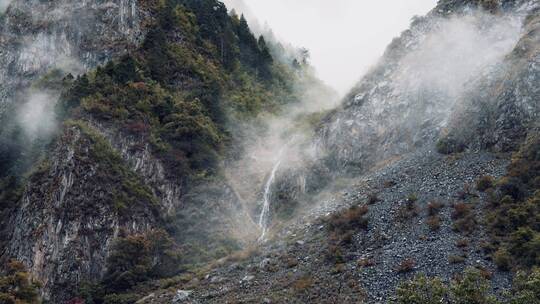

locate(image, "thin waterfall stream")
[[257, 150, 284, 241], [258, 137, 296, 241]]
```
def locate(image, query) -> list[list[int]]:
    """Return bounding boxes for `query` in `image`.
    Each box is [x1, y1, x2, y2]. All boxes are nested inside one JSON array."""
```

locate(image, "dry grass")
[[285, 257, 299, 268], [427, 216, 441, 231], [396, 258, 416, 273], [456, 239, 469, 248], [397, 200, 420, 222], [329, 205, 369, 232], [452, 202, 477, 235], [293, 275, 314, 292], [457, 184, 476, 200], [475, 266, 494, 280], [226, 245, 261, 263], [357, 258, 376, 268], [452, 202, 472, 220], [384, 180, 397, 188], [427, 201, 444, 216]]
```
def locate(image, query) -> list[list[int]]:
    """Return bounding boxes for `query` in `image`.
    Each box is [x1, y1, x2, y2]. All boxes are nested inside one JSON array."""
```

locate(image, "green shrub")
[[102, 293, 140, 304], [497, 177, 525, 201], [0, 260, 41, 304], [477, 176, 495, 192], [100, 230, 180, 294], [395, 268, 540, 304], [450, 268, 499, 304], [396, 275, 446, 304], [437, 137, 466, 155], [493, 248, 512, 271], [408, 193, 418, 204], [449, 254, 467, 264], [508, 228, 540, 267], [508, 268, 540, 304], [485, 135, 539, 268]]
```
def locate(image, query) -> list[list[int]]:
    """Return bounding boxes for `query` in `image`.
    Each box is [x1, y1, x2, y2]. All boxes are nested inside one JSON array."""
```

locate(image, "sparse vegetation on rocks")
[[367, 192, 381, 205], [0, 260, 41, 304], [358, 258, 376, 268], [452, 202, 477, 235], [448, 254, 467, 264], [397, 195, 420, 222], [396, 268, 493, 304], [427, 216, 441, 231], [485, 133, 540, 269], [292, 275, 314, 292], [427, 201, 444, 216], [328, 205, 369, 240], [396, 258, 416, 273]]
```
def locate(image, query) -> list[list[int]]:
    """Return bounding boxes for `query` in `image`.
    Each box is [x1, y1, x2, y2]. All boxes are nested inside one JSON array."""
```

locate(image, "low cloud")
[[0, 0, 12, 13], [16, 91, 58, 140]]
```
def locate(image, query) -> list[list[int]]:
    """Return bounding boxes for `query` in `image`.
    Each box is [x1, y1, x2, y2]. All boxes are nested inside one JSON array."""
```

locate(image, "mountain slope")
[[123, 1, 540, 303], [319, 0, 538, 173], [0, 0, 334, 302], [0, 0, 538, 303]]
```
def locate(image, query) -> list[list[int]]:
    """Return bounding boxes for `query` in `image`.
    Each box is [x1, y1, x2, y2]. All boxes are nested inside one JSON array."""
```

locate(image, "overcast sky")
[[0, 0, 11, 13], [223, 0, 437, 95]]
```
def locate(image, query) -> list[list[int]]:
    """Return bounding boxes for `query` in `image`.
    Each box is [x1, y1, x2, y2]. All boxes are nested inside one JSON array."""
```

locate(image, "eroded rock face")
[[0, 2, 153, 300], [0, 0, 144, 112], [444, 4, 540, 151], [318, 0, 539, 173], [88, 119, 257, 252], [5, 125, 159, 302], [89, 120, 184, 215], [0, 1, 258, 299]]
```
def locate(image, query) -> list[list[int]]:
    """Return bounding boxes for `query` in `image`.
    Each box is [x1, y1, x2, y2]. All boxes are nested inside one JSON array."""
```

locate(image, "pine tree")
[[257, 36, 273, 79], [258, 36, 273, 65]]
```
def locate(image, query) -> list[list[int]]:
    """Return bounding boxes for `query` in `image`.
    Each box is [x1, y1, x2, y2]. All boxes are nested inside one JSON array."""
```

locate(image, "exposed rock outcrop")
[[443, 4, 540, 151], [5, 123, 160, 302], [0, 0, 144, 113], [318, 0, 539, 173]]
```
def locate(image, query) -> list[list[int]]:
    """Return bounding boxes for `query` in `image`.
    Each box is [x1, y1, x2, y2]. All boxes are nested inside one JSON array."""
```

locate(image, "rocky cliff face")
[[318, 0, 539, 174], [0, 0, 143, 113], [443, 3, 540, 152], [0, 0, 270, 301], [5, 122, 160, 302], [0, 1, 156, 300], [2, 113, 252, 301], [89, 120, 184, 216]]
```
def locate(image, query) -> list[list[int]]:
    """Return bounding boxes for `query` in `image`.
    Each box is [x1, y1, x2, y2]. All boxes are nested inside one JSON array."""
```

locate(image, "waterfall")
[[257, 134, 299, 241], [257, 147, 286, 241]]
